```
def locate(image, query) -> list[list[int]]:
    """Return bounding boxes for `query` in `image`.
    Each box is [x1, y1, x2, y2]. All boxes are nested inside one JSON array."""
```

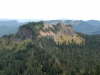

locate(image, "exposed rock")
[[17, 27, 33, 39], [40, 30, 55, 36], [58, 24, 75, 36]]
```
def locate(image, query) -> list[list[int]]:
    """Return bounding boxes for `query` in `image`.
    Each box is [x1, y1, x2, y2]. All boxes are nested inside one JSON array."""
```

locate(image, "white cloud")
[[0, 0, 100, 20]]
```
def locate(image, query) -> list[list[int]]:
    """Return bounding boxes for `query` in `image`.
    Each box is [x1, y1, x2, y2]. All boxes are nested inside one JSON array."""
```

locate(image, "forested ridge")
[[0, 22, 100, 75]]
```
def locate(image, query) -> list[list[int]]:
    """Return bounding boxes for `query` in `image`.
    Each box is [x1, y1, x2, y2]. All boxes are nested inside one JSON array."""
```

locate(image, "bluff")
[[10, 21, 84, 44]]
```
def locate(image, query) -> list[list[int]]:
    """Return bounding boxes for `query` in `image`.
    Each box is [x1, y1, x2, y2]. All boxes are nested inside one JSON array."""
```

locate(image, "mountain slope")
[[0, 20, 25, 37], [69, 20, 97, 34], [0, 26, 19, 36], [0, 21, 100, 75], [86, 20, 100, 27], [86, 20, 100, 34], [10, 21, 84, 44]]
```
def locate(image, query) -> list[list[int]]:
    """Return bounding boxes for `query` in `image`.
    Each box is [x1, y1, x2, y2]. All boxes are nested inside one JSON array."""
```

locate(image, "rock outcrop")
[[10, 22, 84, 44], [17, 28, 33, 39], [58, 24, 75, 36]]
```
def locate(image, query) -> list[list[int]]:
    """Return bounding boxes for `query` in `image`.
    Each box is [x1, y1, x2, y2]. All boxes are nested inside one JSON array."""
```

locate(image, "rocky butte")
[[8, 21, 84, 44]]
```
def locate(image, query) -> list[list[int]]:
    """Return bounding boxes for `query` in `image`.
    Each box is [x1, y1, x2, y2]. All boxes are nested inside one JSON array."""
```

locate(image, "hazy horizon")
[[0, 18, 99, 21]]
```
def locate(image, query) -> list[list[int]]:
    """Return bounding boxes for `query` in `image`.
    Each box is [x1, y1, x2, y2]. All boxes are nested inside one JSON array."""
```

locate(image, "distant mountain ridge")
[[86, 20, 100, 27], [0, 19, 100, 36], [0, 20, 24, 37], [0, 20, 23, 26]]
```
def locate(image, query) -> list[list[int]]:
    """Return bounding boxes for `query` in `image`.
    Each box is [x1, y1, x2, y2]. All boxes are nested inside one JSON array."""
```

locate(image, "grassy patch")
[[56, 34, 84, 44]]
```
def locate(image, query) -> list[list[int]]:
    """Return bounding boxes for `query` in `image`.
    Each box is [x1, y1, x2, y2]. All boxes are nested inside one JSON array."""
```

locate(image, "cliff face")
[[58, 24, 75, 36], [17, 28, 33, 39]]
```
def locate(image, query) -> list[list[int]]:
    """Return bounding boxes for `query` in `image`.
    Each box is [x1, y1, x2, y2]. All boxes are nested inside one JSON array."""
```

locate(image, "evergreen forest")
[[0, 22, 100, 75]]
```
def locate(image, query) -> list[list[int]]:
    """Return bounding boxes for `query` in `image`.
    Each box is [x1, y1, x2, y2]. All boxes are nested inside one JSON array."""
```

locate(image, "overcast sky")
[[0, 0, 100, 20]]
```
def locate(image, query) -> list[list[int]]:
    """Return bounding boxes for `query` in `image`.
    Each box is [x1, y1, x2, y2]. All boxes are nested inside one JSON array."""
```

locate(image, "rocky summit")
[[10, 21, 84, 44]]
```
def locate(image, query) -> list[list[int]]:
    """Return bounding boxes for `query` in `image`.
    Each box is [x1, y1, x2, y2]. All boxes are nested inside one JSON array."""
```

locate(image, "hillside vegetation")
[[0, 22, 100, 75]]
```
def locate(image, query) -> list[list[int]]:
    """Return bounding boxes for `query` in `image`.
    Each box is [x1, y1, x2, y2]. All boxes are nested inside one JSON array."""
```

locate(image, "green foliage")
[[0, 33, 100, 75], [94, 65, 100, 75], [20, 21, 44, 36], [48, 26, 57, 33], [53, 24, 59, 30]]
